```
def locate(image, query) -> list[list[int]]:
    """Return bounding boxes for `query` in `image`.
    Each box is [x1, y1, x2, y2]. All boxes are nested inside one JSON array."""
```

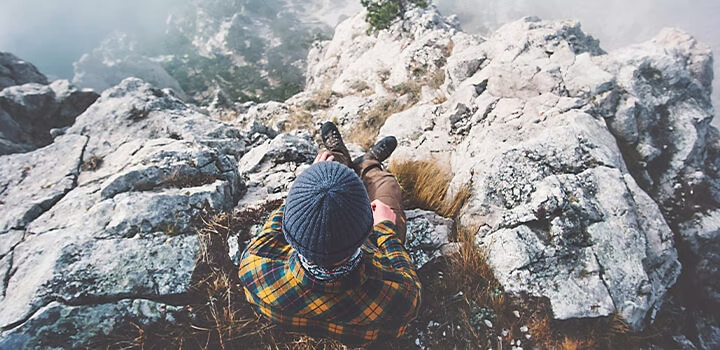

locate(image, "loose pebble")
[[525, 334, 532, 340], [513, 310, 520, 318], [415, 338, 421, 346], [484, 320, 493, 328], [502, 329, 509, 337], [520, 325, 529, 333]]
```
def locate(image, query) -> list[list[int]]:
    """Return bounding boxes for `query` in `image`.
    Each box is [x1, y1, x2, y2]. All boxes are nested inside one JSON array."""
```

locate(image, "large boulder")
[[370, 16, 696, 330], [0, 78, 247, 347], [0, 80, 99, 155], [0, 52, 48, 91]]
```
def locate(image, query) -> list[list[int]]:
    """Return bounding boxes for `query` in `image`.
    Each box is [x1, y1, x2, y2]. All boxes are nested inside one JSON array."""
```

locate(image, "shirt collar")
[[287, 250, 368, 293], [298, 248, 363, 282]]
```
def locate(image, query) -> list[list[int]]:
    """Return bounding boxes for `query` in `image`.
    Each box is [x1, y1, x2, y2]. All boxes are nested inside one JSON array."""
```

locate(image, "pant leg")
[[356, 158, 406, 242], [319, 148, 353, 169]]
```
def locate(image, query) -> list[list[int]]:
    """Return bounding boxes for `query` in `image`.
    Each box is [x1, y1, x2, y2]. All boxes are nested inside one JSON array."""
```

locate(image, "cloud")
[[436, 0, 719, 49], [0, 0, 181, 78]]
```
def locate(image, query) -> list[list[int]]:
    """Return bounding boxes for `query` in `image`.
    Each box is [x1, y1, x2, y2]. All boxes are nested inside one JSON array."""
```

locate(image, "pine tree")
[[361, 0, 429, 33]]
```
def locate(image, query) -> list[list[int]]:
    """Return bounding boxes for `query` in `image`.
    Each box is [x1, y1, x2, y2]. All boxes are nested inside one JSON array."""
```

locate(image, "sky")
[[0, 0, 718, 96], [0, 0, 181, 79]]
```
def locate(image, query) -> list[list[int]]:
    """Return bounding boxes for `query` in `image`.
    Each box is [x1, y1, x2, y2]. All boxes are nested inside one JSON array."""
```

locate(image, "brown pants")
[[323, 149, 407, 242]]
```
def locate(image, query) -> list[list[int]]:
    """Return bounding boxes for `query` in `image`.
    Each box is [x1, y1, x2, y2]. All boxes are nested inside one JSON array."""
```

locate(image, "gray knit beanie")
[[283, 161, 373, 267]]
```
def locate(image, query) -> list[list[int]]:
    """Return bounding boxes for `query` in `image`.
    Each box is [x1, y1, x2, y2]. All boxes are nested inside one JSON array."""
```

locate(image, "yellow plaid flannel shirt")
[[238, 204, 421, 345]]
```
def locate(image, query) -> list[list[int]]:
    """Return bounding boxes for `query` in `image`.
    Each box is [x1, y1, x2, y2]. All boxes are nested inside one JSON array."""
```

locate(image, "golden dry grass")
[[301, 89, 335, 111], [427, 69, 446, 90], [281, 107, 316, 133], [347, 98, 404, 150], [389, 158, 470, 218]]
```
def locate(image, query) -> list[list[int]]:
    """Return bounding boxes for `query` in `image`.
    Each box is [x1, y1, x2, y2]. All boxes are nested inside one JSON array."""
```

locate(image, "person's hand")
[[314, 151, 335, 164], [371, 199, 396, 226]]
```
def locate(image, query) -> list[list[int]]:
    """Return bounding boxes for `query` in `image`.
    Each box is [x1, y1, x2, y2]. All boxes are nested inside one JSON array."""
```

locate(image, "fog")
[[0, 0, 182, 79], [0, 0, 718, 98], [435, 0, 719, 51]]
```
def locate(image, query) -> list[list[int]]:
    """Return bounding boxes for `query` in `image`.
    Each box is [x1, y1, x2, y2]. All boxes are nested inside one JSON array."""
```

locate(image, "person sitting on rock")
[[238, 121, 421, 346]]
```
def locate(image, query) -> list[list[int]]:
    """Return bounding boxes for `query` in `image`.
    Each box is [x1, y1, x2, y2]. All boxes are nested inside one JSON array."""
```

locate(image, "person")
[[238, 121, 421, 346]]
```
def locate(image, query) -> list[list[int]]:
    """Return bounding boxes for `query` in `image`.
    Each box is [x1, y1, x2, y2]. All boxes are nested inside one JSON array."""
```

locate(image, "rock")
[[678, 212, 720, 304], [237, 132, 317, 209], [67, 78, 247, 159], [0, 77, 247, 346], [305, 6, 460, 96], [597, 28, 714, 211], [0, 80, 98, 154], [0, 300, 186, 349], [375, 17, 690, 330], [0, 52, 48, 91], [0, 135, 87, 232], [405, 209, 455, 269]]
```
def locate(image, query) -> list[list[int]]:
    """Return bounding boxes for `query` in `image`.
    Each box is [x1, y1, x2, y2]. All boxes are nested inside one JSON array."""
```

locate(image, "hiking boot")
[[354, 136, 398, 166], [320, 121, 349, 155]]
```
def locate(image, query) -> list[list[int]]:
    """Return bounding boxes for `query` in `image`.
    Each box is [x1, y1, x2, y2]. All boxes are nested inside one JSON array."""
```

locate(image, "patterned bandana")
[[298, 248, 363, 282]]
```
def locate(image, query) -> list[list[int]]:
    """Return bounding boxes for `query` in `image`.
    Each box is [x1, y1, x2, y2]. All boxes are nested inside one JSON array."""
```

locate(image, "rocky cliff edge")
[[1, 5, 719, 349]]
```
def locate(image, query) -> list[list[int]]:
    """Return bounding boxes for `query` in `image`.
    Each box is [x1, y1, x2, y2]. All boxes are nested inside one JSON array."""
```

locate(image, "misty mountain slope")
[[1, 4, 719, 349], [73, 0, 333, 106]]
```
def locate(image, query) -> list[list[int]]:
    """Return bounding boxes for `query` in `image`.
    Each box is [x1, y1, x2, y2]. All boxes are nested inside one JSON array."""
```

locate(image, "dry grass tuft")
[[301, 89, 338, 111], [281, 107, 315, 133], [561, 337, 595, 350], [349, 80, 372, 95], [427, 69, 446, 90], [389, 158, 470, 218], [391, 81, 422, 104], [347, 98, 405, 150], [82, 155, 103, 171]]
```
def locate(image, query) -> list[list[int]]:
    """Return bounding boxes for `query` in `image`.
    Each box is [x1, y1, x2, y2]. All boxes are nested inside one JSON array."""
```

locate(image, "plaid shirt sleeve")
[[238, 204, 421, 346]]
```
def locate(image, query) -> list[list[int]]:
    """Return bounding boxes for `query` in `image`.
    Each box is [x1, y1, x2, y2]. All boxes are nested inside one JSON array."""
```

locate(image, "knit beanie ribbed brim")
[[283, 161, 373, 267]]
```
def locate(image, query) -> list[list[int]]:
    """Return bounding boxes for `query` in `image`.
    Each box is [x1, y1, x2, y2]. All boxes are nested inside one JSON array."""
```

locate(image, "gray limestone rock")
[[0, 77, 247, 346], [0, 52, 48, 91], [405, 209, 456, 269], [237, 132, 317, 209], [376, 17, 691, 331], [67, 78, 246, 160], [0, 80, 98, 154], [0, 135, 87, 232], [0, 299, 186, 349]]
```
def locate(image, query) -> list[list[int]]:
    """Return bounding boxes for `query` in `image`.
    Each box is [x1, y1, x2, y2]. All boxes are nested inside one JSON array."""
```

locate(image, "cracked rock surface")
[[1, 5, 720, 348], [369, 16, 706, 330], [0, 78, 246, 346]]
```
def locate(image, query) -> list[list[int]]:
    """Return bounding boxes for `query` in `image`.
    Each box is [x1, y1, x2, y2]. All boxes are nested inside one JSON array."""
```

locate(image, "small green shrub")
[[361, 0, 430, 33]]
